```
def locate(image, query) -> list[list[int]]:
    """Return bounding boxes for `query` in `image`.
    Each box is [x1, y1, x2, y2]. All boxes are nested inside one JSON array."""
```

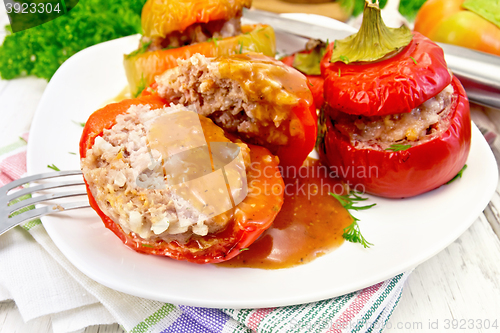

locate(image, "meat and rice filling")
[[141, 17, 242, 52], [155, 53, 311, 152], [331, 84, 454, 149], [81, 103, 250, 244]]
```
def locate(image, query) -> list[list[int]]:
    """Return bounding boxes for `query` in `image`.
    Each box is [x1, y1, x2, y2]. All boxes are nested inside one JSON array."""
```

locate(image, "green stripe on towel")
[[0, 139, 26, 156], [130, 303, 177, 333], [352, 274, 403, 333], [7, 193, 42, 230]]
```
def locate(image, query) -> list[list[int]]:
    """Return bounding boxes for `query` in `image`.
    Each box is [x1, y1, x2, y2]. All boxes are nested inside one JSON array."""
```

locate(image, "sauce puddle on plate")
[[218, 158, 352, 269]]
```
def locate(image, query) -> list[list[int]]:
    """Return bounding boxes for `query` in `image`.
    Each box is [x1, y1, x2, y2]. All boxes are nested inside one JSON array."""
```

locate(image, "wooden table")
[[1, 3, 500, 333]]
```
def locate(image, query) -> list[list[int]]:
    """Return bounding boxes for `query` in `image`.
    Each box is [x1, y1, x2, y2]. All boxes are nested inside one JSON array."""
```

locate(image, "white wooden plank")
[[84, 324, 124, 333], [484, 192, 500, 239], [389, 214, 500, 333], [0, 301, 125, 333], [0, 301, 52, 333]]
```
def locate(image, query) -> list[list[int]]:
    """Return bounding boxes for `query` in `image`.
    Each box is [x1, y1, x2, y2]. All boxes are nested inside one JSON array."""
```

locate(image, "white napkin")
[[0, 139, 411, 333], [0, 142, 178, 333]]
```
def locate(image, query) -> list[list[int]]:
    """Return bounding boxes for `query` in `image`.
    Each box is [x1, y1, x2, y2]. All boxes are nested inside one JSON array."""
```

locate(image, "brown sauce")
[[218, 53, 312, 137], [218, 158, 352, 269]]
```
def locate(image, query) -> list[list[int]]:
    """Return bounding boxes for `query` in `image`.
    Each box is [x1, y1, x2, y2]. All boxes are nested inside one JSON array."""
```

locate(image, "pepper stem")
[[330, 0, 413, 64]]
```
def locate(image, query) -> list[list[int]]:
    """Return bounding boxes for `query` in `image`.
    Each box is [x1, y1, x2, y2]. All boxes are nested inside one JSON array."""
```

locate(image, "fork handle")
[[0, 201, 90, 235]]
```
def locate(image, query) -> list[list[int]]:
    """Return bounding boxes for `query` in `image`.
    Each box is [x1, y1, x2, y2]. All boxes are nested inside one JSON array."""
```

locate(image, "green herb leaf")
[[446, 164, 468, 185], [207, 37, 220, 47], [330, 191, 376, 212], [68, 152, 76, 155], [134, 75, 147, 98], [47, 164, 60, 171], [125, 40, 152, 59], [385, 144, 411, 152], [410, 56, 418, 65], [339, 55, 350, 63], [0, 0, 147, 81], [141, 244, 154, 248], [239, 248, 249, 252], [73, 120, 86, 127], [342, 220, 372, 248], [330, 191, 375, 248]]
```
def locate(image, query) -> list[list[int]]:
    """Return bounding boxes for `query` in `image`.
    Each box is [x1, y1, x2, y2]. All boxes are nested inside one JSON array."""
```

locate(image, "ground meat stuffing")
[[141, 17, 242, 52], [331, 84, 454, 149], [155, 54, 310, 151], [81, 103, 249, 243]]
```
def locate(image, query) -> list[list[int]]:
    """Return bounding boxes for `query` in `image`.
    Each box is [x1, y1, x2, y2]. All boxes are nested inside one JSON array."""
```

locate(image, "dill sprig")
[[207, 37, 221, 47], [47, 164, 60, 171], [330, 191, 375, 248], [72, 120, 86, 127]]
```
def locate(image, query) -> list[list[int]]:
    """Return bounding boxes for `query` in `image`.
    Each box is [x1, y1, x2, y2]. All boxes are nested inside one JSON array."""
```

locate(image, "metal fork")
[[0, 170, 90, 235]]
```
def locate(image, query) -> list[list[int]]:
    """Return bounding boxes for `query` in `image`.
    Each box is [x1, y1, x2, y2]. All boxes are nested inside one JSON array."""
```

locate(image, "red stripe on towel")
[[327, 282, 383, 333], [0, 171, 13, 187], [247, 308, 275, 331], [0, 152, 26, 183]]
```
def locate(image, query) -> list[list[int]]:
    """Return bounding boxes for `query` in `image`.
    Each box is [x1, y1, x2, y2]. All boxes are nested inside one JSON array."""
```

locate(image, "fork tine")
[[0, 170, 91, 236], [2, 179, 86, 205], [0, 201, 90, 235], [0, 170, 83, 195], [6, 189, 88, 215]]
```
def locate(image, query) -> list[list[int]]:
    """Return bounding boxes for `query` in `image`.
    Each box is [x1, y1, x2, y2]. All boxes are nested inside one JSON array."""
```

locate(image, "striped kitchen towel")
[[0, 137, 409, 333]]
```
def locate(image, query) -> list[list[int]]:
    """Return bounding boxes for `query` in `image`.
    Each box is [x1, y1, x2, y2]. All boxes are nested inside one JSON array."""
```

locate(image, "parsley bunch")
[[398, 0, 428, 21], [0, 0, 147, 81]]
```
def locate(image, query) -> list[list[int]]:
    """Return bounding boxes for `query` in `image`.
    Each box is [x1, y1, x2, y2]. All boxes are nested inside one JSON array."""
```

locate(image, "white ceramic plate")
[[27, 19, 497, 308]]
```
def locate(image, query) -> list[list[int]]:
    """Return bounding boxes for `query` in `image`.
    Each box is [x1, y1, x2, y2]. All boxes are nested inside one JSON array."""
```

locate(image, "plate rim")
[[26, 32, 498, 309]]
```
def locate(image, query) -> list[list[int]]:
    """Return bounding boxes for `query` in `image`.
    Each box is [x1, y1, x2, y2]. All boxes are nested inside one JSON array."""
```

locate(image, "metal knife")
[[244, 8, 500, 109]]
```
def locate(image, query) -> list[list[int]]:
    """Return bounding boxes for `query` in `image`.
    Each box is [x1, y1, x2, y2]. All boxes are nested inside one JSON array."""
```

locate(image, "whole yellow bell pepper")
[[414, 0, 500, 56]]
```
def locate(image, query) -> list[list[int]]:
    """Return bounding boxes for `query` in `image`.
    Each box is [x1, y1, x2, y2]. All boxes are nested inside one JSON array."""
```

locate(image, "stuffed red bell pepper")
[[80, 95, 284, 264], [148, 52, 317, 169], [318, 0, 471, 198]]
